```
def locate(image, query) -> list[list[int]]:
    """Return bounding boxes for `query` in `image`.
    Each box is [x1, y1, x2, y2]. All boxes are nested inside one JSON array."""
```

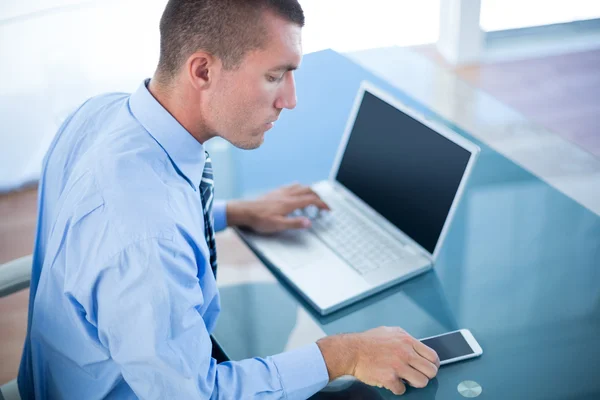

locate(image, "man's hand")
[[226, 183, 330, 234], [317, 327, 440, 396]]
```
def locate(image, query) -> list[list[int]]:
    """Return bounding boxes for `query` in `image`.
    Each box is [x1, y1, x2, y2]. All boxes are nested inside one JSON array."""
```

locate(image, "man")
[[19, 0, 440, 398]]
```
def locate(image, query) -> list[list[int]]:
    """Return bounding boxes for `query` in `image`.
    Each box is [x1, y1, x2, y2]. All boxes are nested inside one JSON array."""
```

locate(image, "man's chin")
[[231, 133, 264, 150]]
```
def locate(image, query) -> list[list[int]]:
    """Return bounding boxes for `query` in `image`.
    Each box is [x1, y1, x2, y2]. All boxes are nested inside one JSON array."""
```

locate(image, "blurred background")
[[1, 0, 599, 385], [1, 0, 599, 194]]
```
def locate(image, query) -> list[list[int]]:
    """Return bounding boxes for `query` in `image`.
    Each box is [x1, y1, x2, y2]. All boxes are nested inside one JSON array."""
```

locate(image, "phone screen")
[[420, 331, 474, 362]]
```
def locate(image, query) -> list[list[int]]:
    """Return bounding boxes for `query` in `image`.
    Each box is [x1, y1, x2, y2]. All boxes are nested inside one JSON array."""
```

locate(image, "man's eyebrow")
[[268, 64, 298, 72]]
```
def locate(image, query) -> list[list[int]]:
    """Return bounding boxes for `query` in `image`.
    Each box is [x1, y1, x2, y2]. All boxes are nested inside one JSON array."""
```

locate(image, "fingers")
[[413, 340, 441, 369], [384, 377, 407, 396], [399, 362, 433, 388], [288, 194, 330, 211], [408, 353, 439, 380], [282, 182, 303, 192], [352, 327, 437, 395], [281, 184, 331, 211], [286, 183, 310, 194], [272, 216, 311, 231]]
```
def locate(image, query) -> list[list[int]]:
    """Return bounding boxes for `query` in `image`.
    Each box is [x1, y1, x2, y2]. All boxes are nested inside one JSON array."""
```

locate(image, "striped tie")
[[200, 151, 217, 277]]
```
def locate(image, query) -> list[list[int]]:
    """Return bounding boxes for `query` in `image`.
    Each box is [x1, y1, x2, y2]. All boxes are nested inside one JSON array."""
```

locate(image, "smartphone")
[[420, 329, 483, 365]]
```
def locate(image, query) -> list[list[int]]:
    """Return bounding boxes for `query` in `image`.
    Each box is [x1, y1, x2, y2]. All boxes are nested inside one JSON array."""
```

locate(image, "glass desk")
[[213, 49, 600, 399]]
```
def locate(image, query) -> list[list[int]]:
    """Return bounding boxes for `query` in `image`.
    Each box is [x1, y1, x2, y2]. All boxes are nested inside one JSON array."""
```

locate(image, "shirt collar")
[[129, 78, 205, 191]]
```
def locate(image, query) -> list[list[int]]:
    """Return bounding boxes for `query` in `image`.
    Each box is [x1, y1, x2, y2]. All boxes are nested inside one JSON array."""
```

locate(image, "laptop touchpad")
[[244, 229, 333, 270]]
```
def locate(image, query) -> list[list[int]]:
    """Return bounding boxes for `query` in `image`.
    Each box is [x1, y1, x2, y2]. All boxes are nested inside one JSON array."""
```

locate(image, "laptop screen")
[[335, 90, 472, 254]]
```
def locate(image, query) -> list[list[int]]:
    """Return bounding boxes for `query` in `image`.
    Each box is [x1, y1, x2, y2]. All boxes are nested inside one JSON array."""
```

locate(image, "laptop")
[[238, 81, 480, 316]]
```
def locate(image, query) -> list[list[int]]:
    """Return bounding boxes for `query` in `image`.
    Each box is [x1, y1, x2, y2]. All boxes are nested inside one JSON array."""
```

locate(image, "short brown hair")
[[156, 0, 305, 81]]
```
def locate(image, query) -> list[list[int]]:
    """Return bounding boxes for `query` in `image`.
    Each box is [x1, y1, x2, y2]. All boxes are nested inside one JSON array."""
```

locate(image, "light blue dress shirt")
[[18, 79, 329, 399]]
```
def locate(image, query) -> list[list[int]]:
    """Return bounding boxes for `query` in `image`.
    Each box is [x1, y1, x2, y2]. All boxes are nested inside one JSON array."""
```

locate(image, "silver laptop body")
[[239, 81, 480, 315]]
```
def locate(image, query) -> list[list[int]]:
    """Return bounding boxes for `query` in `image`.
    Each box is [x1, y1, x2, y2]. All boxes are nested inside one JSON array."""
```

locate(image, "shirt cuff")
[[213, 201, 228, 232], [270, 343, 329, 400]]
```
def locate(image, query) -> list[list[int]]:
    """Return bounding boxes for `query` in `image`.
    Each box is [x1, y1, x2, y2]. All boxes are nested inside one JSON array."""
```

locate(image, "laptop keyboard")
[[308, 197, 411, 275]]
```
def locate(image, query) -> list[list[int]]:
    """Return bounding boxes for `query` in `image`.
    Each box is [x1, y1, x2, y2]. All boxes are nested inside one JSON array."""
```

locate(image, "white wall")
[[0, 0, 94, 22], [0, 0, 165, 191], [481, 0, 600, 31]]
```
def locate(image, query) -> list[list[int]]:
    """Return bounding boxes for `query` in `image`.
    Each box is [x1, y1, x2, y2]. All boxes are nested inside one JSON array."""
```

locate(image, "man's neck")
[[147, 76, 213, 144]]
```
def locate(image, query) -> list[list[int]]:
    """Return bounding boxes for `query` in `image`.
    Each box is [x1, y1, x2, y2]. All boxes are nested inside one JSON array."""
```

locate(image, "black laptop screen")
[[335, 91, 472, 254]]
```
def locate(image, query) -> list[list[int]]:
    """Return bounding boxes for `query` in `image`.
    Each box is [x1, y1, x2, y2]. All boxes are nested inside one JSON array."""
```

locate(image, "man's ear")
[[187, 51, 220, 90]]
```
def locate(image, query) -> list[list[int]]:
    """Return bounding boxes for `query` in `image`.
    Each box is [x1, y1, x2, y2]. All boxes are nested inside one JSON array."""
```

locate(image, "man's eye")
[[267, 74, 283, 83]]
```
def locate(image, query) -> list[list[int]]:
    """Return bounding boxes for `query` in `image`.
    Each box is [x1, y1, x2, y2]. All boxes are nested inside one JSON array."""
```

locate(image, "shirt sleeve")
[[83, 234, 329, 399], [213, 200, 227, 232]]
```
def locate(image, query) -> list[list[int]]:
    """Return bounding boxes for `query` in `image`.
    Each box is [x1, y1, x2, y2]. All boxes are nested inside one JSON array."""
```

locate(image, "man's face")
[[205, 13, 302, 150]]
